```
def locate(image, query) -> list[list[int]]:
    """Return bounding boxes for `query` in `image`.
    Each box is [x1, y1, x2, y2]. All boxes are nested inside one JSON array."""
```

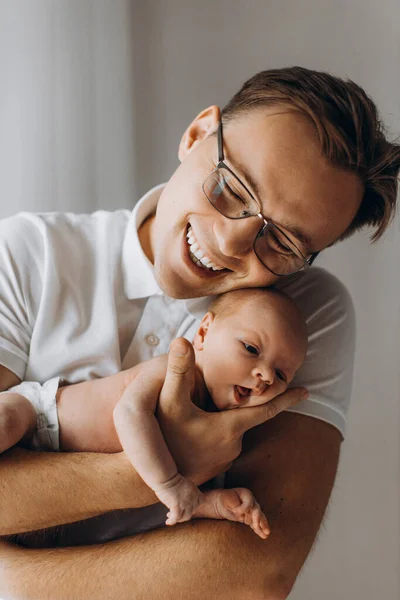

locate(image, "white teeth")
[[186, 226, 224, 271]]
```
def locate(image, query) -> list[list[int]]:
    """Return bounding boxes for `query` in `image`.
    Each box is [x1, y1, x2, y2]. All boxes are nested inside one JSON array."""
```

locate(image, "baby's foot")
[[193, 488, 270, 539]]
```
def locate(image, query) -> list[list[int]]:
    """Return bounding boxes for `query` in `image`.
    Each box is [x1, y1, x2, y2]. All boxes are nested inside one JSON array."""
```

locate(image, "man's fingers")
[[158, 338, 195, 415], [227, 387, 309, 438]]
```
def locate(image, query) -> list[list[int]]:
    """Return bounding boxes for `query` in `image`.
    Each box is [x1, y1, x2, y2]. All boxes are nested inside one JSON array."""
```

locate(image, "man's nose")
[[213, 215, 261, 259]]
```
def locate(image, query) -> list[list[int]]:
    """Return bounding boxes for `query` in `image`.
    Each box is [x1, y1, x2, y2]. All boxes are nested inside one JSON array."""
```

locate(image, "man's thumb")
[[168, 337, 192, 361], [227, 386, 308, 438], [159, 338, 195, 412]]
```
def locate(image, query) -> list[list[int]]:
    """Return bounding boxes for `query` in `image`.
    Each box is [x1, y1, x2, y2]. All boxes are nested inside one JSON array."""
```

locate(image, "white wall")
[[0, 0, 138, 213], [0, 1, 399, 598]]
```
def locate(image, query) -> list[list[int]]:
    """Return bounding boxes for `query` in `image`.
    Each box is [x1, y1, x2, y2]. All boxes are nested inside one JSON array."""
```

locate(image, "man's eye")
[[243, 343, 259, 355], [226, 183, 247, 205], [269, 231, 295, 255]]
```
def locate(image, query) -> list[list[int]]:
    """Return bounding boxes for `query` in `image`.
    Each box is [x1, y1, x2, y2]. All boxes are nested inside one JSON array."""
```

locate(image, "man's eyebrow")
[[227, 157, 313, 253]]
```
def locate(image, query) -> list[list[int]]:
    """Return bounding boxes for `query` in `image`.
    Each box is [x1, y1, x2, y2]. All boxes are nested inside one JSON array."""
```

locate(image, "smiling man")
[[147, 106, 363, 299], [0, 67, 399, 600]]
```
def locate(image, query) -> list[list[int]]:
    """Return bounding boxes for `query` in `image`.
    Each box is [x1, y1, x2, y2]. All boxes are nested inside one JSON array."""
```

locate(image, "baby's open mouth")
[[233, 385, 252, 403]]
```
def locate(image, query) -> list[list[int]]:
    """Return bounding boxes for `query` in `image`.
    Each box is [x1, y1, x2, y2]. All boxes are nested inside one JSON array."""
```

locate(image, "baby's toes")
[[251, 505, 270, 539], [240, 510, 253, 526]]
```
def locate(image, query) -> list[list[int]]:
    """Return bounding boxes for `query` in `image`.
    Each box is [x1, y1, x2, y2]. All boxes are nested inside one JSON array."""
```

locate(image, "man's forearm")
[[0, 448, 159, 535], [0, 413, 341, 600], [0, 520, 279, 600]]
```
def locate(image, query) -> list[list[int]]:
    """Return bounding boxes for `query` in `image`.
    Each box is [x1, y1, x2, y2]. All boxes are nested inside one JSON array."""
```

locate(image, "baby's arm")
[[113, 356, 204, 525], [0, 392, 37, 453]]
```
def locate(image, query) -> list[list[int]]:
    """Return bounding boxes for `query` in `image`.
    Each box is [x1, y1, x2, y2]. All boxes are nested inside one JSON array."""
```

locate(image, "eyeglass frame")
[[202, 120, 320, 276]]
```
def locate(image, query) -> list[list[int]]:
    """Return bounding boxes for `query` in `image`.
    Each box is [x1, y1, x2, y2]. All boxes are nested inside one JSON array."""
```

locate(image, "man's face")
[[145, 106, 364, 299]]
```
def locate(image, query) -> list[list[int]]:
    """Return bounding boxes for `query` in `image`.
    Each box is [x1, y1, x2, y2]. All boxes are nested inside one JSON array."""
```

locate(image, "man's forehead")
[[222, 110, 362, 252], [225, 153, 314, 252]]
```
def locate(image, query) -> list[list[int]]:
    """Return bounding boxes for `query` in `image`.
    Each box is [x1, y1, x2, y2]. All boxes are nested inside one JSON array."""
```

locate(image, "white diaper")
[[3, 377, 61, 451]]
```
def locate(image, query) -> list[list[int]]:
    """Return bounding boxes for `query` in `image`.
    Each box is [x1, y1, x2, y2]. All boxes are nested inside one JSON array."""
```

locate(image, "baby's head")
[[193, 288, 308, 411]]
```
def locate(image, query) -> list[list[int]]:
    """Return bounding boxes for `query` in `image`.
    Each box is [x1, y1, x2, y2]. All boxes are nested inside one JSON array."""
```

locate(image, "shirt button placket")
[[146, 334, 160, 346]]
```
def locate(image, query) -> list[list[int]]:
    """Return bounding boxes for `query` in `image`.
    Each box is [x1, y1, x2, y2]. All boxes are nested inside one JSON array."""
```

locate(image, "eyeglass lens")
[[203, 168, 306, 275]]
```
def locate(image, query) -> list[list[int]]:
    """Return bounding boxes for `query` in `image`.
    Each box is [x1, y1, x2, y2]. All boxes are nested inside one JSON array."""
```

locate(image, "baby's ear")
[[193, 312, 214, 350]]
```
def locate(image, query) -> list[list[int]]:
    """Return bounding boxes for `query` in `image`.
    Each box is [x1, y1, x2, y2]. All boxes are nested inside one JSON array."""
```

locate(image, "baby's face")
[[194, 294, 307, 411]]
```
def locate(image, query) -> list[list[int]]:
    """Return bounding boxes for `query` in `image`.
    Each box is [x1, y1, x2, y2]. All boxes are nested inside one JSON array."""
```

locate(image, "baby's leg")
[[193, 488, 271, 539], [0, 393, 37, 453]]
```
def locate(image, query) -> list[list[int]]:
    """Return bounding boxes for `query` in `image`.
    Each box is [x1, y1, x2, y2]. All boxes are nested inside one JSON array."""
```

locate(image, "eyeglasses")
[[202, 121, 319, 276]]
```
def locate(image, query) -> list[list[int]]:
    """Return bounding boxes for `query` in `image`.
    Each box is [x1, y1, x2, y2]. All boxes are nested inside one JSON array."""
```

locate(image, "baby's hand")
[[195, 488, 271, 539], [154, 473, 205, 526]]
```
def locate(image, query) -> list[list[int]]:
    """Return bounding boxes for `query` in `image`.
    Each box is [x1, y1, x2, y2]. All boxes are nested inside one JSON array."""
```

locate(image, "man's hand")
[[156, 338, 308, 486]]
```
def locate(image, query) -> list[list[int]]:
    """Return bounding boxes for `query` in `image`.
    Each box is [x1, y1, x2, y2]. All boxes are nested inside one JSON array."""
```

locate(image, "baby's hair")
[[209, 286, 295, 318], [208, 287, 308, 351]]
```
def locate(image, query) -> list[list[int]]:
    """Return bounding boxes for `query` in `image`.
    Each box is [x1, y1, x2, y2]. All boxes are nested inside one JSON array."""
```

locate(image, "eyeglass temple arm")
[[309, 251, 320, 265], [217, 121, 224, 163]]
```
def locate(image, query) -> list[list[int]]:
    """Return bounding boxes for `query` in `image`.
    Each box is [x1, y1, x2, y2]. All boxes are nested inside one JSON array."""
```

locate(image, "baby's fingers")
[[165, 506, 182, 526]]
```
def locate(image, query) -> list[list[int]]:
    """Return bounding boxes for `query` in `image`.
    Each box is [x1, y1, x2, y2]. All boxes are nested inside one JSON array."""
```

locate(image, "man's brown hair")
[[221, 66, 400, 242]]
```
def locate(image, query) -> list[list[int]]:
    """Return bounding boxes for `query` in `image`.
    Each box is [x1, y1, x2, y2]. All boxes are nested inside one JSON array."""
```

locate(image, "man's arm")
[[226, 411, 342, 593], [0, 447, 161, 535], [0, 413, 341, 600]]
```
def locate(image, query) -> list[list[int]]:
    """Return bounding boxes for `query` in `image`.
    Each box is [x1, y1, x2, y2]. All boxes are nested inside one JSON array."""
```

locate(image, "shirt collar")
[[122, 183, 217, 320], [122, 183, 165, 300]]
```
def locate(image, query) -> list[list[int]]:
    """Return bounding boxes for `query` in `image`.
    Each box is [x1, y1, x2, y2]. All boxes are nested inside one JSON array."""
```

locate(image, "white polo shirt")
[[0, 184, 355, 438]]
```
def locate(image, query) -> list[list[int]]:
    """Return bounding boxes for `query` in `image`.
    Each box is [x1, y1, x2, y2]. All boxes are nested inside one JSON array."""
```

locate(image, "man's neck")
[[138, 213, 156, 264]]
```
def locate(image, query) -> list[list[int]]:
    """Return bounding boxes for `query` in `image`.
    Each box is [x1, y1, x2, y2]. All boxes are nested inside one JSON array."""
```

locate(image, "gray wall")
[[0, 1, 399, 598]]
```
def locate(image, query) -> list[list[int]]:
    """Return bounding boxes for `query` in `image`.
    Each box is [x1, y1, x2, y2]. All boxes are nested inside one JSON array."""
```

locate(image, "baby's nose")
[[252, 365, 275, 387]]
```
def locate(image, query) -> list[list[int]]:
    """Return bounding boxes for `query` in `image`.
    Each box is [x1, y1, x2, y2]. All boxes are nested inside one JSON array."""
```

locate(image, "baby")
[[0, 287, 307, 540]]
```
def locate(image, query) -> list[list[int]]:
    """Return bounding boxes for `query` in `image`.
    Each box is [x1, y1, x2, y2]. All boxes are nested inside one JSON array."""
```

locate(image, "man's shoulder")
[[282, 267, 356, 439], [275, 266, 354, 324], [0, 208, 131, 236], [0, 209, 132, 260]]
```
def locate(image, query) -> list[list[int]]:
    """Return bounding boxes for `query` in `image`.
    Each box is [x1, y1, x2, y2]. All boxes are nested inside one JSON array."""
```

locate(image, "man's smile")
[[181, 223, 230, 278], [186, 225, 225, 271]]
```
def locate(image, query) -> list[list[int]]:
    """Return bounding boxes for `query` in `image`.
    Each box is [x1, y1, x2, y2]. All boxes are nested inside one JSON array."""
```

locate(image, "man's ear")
[[193, 312, 215, 351], [178, 105, 221, 162]]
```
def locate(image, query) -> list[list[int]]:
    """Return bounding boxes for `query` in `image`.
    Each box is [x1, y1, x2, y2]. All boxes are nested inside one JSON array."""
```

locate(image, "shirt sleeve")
[[0, 213, 45, 379], [276, 267, 356, 440]]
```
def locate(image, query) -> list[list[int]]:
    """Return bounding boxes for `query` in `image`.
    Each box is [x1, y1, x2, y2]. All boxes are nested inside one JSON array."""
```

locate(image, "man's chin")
[[154, 270, 203, 299]]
